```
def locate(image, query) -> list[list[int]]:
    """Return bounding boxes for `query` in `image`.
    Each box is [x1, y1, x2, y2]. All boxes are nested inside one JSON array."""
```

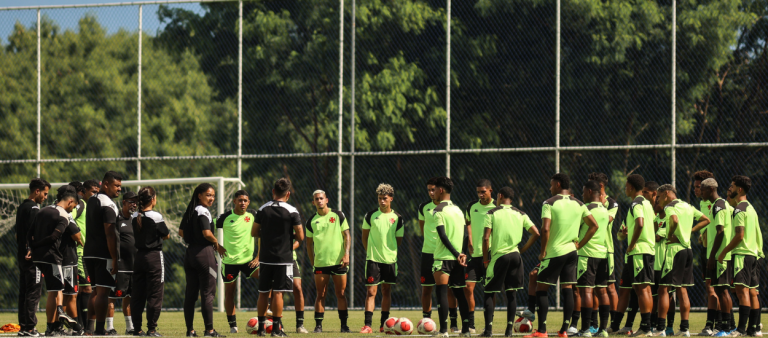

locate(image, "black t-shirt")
[[15, 199, 40, 256], [183, 205, 213, 247], [117, 213, 136, 272], [255, 201, 302, 264], [132, 210, 170, 251], [84, 193, 118, 259], [29, 205, 71, 264], [60, 217, 81, 266]]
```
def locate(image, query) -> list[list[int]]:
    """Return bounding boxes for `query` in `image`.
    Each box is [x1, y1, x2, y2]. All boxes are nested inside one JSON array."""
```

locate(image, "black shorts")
[[432, 260, 467, 288], [538, 251, 578, 286], [707, 260, 733, 287], [36, 262, 64, 292], [365, 260, 397, 286], [222, 263, 259, 283], [466, 257, 485, 283], [576, 256, 609, 288], [313, 264, 348, 276], [652, 271, 661, 296], [62, 266, 78, 295], [110, 272, 132, 299], [84, 257, 116, 288], [733, 255, 759, 289], [77, 265, 90, 287], [259, 264, 295, 293], [619, 254, 655, 288], [484, 252, 523, 292], [293, 260, 301, 280], [659, 246, 693, 288], [608, 253, 617, 282], [420, 253, 436, 286]]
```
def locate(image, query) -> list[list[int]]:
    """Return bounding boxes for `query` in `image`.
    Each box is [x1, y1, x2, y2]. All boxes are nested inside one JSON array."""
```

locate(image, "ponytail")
[[179, 183, 215, 243], [136, 186, 156, 232]]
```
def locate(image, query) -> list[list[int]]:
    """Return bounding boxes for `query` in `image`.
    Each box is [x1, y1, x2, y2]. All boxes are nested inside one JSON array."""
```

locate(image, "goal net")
[[0, 177, 243, 311]]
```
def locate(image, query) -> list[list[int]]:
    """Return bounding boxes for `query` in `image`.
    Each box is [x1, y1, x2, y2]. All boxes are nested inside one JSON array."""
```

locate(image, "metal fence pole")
[[237, 0, 243, 181], [137, 5, 142, 180], [671, 0, 677, 186], [555, 0, 561, 309], [37, 8, 41, 177], [349, 0, 356, 309], [337, 0, 344, 211], [445, 0, 451, 177], [218, 177, 225, 312]]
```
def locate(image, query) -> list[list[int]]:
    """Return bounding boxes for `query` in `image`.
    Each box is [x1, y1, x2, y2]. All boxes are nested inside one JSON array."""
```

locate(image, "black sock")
[[451, 288, 471, 333], [731, 312, 737, 332], [380, 311, 390, 329], [227, 315, 237, 328], [650, 312, 657, 330], [598, 305, 610, 330], [436, 285, 449, 333], [707, 309, 717, 328], [315, 312, 324, 328], [537, 291, 549, 333], [667, 301, 676, 328], [423, 311, 432, 319], [612, 312, 624, 331], [581, 308, 593, 332], [296, 311, 304, 328], [528, 294, 537, 314], [364, 311, 373, 327], [449, 307, 458, 328], [680, 319, 689, 332], [338, 310, 348, 328], [560, 288, 574, 333], [738, 306, 750, 332], [95, 321, 105, 334], [87, 319, 95, 333], [749, 309, 760, 333], [468, 311, 475, 329], [258, 316, 266, 332], [639, 313, 650, 332], [591, 309, 599, 328], [627, 293, 639, 327], [272, 317, 282, 333], [506, 290, 518, 326], [571, 311, 581, 329], [657, 317, 667, 332], [719, 312, 730, 332], [484, 293, 495, 331]]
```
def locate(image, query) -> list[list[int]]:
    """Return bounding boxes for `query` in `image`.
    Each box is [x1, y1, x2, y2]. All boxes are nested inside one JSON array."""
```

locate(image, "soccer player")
[[700, 178, 735, 336], [75, 179, 100, 331], [430, 177, 470, 337], [15, 178, 50, 336], [28, 185, 81, 336], [717, 176, 762, 336], [216, 190, 258, 333], [306, 190, 351, 333], [572, 180, 613, 337], [655, 184, 709, 337], [360, 183, 404, 334], [588, 172, 620, 334], [419, 178, 439, 319], [650, 198, 676, 336], [84, 171, 122, 335], [616, 174, 656, 337], [251, 178, 304, 337], [465, 179, 497, 333], [480, 186, 539, 337], [131, 186, 170, 337], [108, 192, 138, 335], [59, 186, 86, 336], [525, 173, 598, 338], [693, 170, 720, 336], [180, 183, 226, 337]]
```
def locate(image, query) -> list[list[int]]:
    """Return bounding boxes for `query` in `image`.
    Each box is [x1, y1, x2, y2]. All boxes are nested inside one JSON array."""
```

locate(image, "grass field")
[[0, 310, 744, 337]]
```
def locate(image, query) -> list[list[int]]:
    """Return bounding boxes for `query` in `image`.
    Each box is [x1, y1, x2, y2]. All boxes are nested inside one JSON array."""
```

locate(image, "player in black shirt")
[[84, 171, 122, 335], [15, 178, 50, 336], [251, 178, 304, 337], [131, 187, 170, 337], [27, 185, 81, 336], [180, 183, 226, 337], [106, 192, 138, 335]]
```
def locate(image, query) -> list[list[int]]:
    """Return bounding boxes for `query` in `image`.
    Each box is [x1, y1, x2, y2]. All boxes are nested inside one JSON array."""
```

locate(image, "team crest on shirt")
[[708, 205, 712, 210], [368, 276, 374, 283], [474, 209, 478, 212], [390, 218, 395, 224], [330, 217, 336, 223], [245, 216, 251, 222]]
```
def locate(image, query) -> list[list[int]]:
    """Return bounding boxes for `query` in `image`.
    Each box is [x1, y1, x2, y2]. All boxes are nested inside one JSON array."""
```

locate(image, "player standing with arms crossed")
[[16, 178, 50, 336], [464, 179, 497, 333], [692, 171, 721, 336]]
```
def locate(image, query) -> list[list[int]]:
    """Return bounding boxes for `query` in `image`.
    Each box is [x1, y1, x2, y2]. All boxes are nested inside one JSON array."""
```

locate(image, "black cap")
[[122, 191, 137, 201]]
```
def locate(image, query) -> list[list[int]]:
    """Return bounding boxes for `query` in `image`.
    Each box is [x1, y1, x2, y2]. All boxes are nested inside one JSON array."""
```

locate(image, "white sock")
[[106, 317, 114, 330], [125, 316, 134, 331]]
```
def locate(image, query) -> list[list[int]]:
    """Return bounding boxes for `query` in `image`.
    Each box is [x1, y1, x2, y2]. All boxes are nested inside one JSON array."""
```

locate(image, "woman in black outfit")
[[131, 187, 170, 337], [180, 183, 226, 337]]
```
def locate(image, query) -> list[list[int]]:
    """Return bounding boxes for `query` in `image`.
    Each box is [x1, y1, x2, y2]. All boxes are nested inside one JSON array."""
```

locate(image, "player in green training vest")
[[305, 190, 351, 333], [215, 190, 258, 333], [464, 179, 497, 333], [430, 177, 471, 338], [361, 184, 404, 334], [692, 170, 720, 336], [74, 179, 100, 331], [719, 176, 762, 336], [480, 186, 539, 337], [419, 178, 440, 318], [655, 184, 709, 336], [587, 172, 620, 334]]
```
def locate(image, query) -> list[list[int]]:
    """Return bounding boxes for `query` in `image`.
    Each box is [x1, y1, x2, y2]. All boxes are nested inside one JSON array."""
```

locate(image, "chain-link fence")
[[1, 0, 767, 312]]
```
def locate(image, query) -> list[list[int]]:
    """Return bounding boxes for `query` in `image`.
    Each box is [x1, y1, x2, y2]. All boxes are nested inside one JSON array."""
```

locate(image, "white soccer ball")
[[383, 317, 400, 334], [514, 317, 533, 333], [394, 318, 414, 335], [246, 317, 259, 334], [417, 318, 437, 335]]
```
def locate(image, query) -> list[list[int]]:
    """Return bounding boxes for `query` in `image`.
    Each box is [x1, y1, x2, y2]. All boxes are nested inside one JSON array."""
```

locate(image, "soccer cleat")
[[380, 327, 384, 333], [452, 326, 461, 333], [359, 326, 372, 334], [229, 327, 238, 334], [589, 327, 599, 334], [58, 313, 77, 329], [433, 332, 450, 338], [617, 327, 635, 335], [674, 330, 690, 337], [312, 326, 322, 333], [470, 327, 477, 334], [630, 329, 653, 337], [105, 330, 118, 336], [567, 327, 579, 335], [186, 330, 199, 337], [44, 329, 64, 337], [519, 309, 537, 321], [505, 324, 515, 337], [255, 330, 266, 337], [133, 331, 146, 337], [702, 328, 716, 336], [571, 330, 592, 337], [558, 331, 569, 338], [295, 326, 308, 334], [755, 331, 763, 337], [25, 330, 41, 337], [71, 329, 85, 336], [665, 328, 675, 336], [265, 309, 273, 318], [340, 326, 350, 333], [728, 331, 744, 337], [595, 330, 609, 338], [523, 331, 549, 338], [203, 330, 226, 337], [715, 331, 730, 337], [480, 329, 493, 337], [270, 330, 288, 337], [652, 330, 666, 337], [146, 331, 162, 337], [460, 331, 472, 337]]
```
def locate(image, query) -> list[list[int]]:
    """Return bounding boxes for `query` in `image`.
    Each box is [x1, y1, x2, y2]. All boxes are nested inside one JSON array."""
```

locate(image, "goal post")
[[0, 177, 243, 312]]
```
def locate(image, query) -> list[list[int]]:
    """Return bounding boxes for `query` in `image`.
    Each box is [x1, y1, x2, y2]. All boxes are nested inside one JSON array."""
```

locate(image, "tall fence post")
[[445, 0, 451, 177], [236, 0, 243, 310], [137, 5, 142, 181], [337, 0, 344, 212], [218, 177, 226, 312], [671, 0, 677, 186], [349, 0, 357, 309], [37, 8, 41, 177], [555, 0, 561, 309]]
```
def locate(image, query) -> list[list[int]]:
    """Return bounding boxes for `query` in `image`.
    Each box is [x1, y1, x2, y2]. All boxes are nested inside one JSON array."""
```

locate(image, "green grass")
[[0, 310, 737, 337]]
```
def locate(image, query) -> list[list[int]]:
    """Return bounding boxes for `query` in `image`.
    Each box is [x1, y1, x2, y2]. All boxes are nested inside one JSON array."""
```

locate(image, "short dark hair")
[[56, 185, 79, 202], [588, 172, 608, 185], [426, 177, 439, 186], [584, 180, 601, 193], [434, 176, 454, 194], [476, 179, 492, 189], [498, 186, 514, 200], [551, 173, 570, 190], [693, 170, 714, 182], [83, 179, 100, 190], [234, 190, 250, 199], [103, 171, 123, 183], [29, 178, 51, 194], [68, 181, 84, 194], [274, 178, 291, 197], [657, 184, 676, 194], [731, 175, 751, 194], [644, 181, 659, 191], [627, 174, 645, 191]]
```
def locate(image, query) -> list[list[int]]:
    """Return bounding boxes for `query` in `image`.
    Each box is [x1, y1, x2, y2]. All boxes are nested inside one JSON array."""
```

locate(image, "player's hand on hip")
[[217, 245, 228, 258], [110, 260, 118, 275], [538, 251, 546, 261], [341, 254, 350, 268], [249, 257, 259, 268]]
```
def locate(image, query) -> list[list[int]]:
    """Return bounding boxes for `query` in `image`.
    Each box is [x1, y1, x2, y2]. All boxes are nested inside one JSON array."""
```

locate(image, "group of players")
[[13, 169, 765, 338]]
